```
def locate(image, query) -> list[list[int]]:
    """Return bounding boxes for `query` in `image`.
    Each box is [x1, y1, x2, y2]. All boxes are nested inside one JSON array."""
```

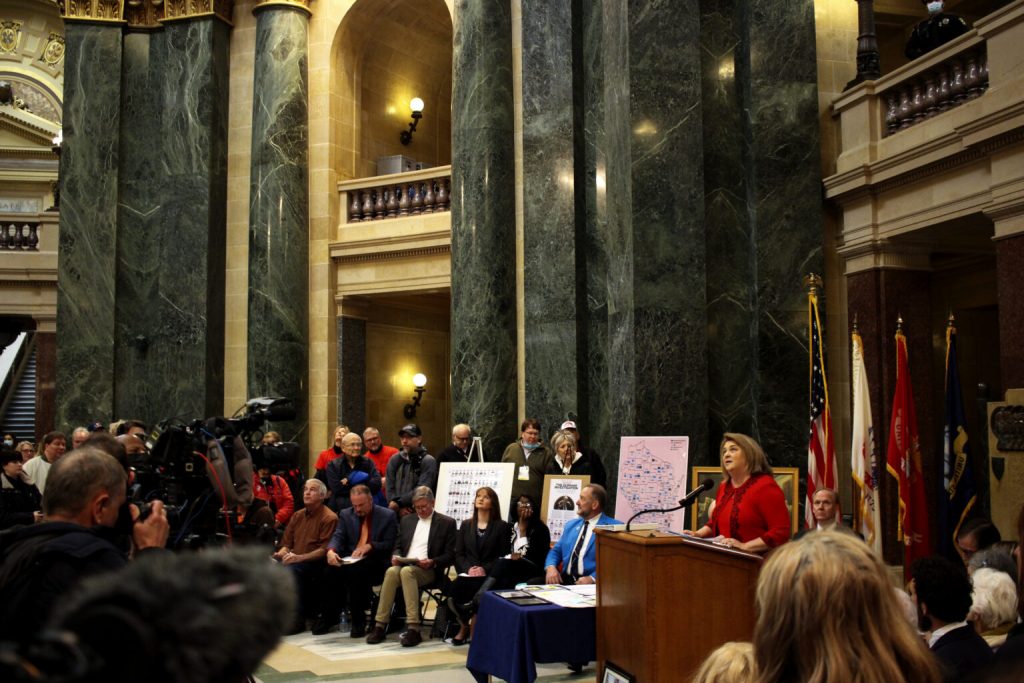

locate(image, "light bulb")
[[410, 97, 425, 114], [413, 373, 427, 388]]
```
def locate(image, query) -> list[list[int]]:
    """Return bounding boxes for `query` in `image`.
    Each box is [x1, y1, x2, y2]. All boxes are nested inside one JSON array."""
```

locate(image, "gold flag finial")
[[896, 314, 904, 331], [852, 312, 859, 334], [803, 273, 823, 295], [947, 310, 955, 327]]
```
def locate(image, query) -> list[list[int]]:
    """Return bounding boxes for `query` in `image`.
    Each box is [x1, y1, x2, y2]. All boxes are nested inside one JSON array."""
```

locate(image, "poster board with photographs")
[[615, 436, 690, 533], [436, 462, 515, 529], [540, 474, 590, 543], [689, 465, 801, 535]]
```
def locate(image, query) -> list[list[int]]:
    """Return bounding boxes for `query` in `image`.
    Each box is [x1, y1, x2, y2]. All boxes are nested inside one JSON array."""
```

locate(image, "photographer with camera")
[[386, 424, 438, 517], [0, 448, 169, 644]]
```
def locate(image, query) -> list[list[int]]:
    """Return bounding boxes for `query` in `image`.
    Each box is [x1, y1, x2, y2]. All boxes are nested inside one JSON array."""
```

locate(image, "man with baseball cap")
[[386, 424, 438, 517]]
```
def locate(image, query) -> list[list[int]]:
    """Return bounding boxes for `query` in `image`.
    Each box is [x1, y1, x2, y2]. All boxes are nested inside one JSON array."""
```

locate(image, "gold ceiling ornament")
[[60, 0, 127, 23], [252, 0, 312, 16], [40, 33, 66, 66], [0, 21, 21, 54], [163, 0, 234, 24], [123, 0, 162, 28]]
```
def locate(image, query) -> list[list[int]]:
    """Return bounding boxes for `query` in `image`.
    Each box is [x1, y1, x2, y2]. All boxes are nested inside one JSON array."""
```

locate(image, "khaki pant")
[[374, 564, 435, 626]]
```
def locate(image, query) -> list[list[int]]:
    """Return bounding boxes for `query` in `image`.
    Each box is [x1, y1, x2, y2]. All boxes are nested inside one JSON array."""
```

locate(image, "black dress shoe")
[[350, 623, 367, 638], [365, 625, 386, 644], [447, 635, 470, 646], [567, 662, 585, 674], [311, 618, 335, 636], [400, 629, 423, 647]]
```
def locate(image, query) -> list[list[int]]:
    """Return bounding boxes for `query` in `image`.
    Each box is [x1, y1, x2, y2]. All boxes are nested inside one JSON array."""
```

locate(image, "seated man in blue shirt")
[[544, 484, 619, 585]]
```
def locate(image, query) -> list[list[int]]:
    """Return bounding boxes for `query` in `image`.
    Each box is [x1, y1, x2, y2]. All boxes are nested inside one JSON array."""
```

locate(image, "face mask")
[[926, 1, 943, 14], [522, 440, 540, 451], [2, 440, 12, 447]]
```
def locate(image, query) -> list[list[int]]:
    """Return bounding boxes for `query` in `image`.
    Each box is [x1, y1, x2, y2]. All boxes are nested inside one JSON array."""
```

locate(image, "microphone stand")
[[625, 499, 696, 532]]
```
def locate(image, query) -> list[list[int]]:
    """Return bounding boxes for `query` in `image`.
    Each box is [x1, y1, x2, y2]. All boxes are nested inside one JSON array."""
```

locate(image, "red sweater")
[[252, 473, 295, 526], [314, 446, 342, 472], [364, 445, 398, 479], [710, 473, 790, 548]]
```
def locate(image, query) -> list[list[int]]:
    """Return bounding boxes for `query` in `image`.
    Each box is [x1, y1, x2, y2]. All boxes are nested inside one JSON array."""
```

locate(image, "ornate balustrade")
[[0, 217, 41, 251], [338, 165, 451, 224], [881, 44, 988, 136]]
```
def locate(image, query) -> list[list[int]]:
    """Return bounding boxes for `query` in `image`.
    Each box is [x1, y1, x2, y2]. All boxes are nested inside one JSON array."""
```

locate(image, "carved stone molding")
[[839, 240, 932, 275], [162, 0, 234, 24], [59, 0, 126, 23], [252, 0, 311, 16]]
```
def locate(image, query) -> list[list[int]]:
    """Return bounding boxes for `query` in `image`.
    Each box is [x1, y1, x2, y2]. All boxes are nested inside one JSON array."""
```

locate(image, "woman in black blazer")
[[447, 486, 510, 645]]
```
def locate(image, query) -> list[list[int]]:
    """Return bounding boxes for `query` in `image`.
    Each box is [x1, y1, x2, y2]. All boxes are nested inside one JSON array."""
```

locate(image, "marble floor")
[[254, 628, 597, 682]]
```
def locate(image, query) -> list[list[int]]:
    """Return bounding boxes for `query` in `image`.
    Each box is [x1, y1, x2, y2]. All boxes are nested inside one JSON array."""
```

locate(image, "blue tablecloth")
[[466, 591, 596, 683]]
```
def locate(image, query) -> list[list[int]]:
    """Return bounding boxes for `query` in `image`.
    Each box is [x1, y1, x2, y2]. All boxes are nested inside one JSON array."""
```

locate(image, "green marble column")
[[55, 24, 123, 430], [247, 4, 310, 445], [450, 0, 517, 460], [114, 19, 229, 425]]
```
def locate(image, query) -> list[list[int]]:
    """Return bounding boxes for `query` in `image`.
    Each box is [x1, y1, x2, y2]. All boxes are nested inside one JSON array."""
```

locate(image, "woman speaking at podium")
[[684, 433, 790, 554]]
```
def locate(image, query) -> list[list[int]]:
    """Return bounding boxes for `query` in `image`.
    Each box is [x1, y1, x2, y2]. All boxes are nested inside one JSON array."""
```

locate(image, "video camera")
[[130, 397, 296, 549]]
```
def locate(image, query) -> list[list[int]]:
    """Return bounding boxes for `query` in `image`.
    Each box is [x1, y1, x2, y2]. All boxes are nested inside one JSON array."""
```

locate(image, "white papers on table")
[[518, 583, 597, 608]]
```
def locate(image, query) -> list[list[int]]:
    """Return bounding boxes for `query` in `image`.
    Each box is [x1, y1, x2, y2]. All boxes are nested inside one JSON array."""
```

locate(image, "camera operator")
[[386, 424, 438, 517], [0, 448, 169, 644]]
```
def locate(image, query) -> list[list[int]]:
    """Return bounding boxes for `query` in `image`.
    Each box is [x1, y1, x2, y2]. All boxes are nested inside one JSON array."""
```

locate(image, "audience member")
[[386, 424, 438, 516], [262, 430, 282, 445], [363, 426, 399, 496], [0, 448, 42, 529], [0, 448, 169, 644], [116, 432, 147, 460], [326, 432, 381, 512], [544, 484, 620, 585], [437, 423, 475, 464], [986, 503, 1024, 678], [911, 555, 992, 680], [475, 493, 550, 602], [36, 546, 293, 683], [252, 459, 295, 529], [967, 567, 1018, 649], [70, 426, 90, 450], [15, 441, 34, 463], [546, 429, 604, 485], [686, 433, 790, 553], [957, 517, 1002, 567], [273, 479, 338, 634], [501, 419, 553, 516], [691, 641, 756, 683], [1, 434, 11, 448], [447, 487, 510, 645], [314, 425, 349, 483], [317, 485, 396, 636], [753, 530, 942, 683], [905, 0, 969, 60], [114, 419, 147, 438], [367, 486, 455, 647], [557, 420, 607, 487], [22, 430, 66, 493], [968, 542, 1018, 578], [795, 488, 849, 538]]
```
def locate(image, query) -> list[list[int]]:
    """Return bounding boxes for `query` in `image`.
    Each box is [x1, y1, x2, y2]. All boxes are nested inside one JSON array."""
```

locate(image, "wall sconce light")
[[400, 97, 424, 145], [404, 372, 427, 419]]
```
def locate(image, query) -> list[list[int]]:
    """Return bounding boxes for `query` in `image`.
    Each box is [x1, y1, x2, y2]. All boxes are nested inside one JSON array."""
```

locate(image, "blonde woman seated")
[[684, 433, 789, 553], [691, 641, 755, 683], [754, 530, 942, 683]]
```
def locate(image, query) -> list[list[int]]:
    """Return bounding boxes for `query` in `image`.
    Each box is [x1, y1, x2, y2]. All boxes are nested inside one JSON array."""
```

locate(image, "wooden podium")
[[595, 530, 762, 682]]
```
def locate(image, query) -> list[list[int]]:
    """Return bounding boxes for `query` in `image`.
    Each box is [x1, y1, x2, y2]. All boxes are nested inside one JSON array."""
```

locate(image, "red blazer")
[[710, 473, 790, 548]]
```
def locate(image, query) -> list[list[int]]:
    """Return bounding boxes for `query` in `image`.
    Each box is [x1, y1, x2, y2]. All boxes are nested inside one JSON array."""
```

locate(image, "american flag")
[[806, 290, 836, 529]]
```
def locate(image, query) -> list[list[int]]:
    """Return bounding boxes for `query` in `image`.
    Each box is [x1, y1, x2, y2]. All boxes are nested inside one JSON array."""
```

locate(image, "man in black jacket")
[[0, 448, 168, 644], [366, 485, 455, 647], [911, 556, 992, 681]]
